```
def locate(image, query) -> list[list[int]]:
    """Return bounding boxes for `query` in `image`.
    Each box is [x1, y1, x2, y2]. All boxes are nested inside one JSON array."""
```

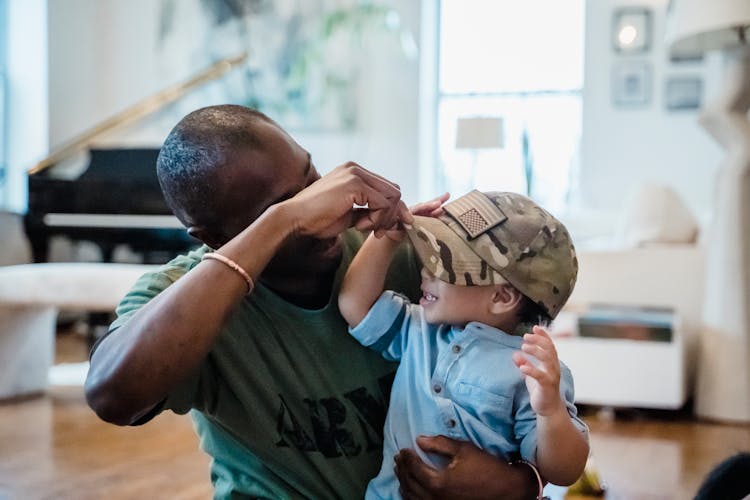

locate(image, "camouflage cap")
[[405, 190, 577, 318]]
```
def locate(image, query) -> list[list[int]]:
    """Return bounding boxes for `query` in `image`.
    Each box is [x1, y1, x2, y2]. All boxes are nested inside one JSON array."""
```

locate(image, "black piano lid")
[[28, 147, 169, 215], [25, 147, 198, 263], [23, 54, 248, 262]]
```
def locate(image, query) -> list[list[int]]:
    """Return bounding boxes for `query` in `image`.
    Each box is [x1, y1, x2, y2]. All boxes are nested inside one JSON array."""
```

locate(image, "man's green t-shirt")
[[104, 230, 421, 499]]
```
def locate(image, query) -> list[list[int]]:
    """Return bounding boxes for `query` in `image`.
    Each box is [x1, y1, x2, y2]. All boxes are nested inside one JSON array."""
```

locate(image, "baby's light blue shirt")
[[349, 291, 588, 500]]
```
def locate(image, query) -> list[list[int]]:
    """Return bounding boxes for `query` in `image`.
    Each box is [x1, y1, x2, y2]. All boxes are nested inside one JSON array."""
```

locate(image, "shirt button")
[[452, 344, 461, 353], [448, 419, 456, 428], [433, 384, 442, 394]]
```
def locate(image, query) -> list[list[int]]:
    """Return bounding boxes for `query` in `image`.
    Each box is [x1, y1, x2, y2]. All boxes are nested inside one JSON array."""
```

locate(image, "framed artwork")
[[665, 76, 703, 111], [158, 0, 415, 131], [612, 7, 652, 53], [669, 52, 704, 64], [612, 61, 651, 107]]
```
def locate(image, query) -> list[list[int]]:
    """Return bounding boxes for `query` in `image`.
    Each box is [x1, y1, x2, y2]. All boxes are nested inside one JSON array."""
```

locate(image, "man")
[[85, 105, 541, 498]]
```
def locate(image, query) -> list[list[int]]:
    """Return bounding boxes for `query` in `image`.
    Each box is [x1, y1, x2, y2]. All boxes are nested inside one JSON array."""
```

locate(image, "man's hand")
[[394, 436, 540, 500], [378, 192, 451, 241], [282, 161, 411, 239], [512, 326, 564, 417]]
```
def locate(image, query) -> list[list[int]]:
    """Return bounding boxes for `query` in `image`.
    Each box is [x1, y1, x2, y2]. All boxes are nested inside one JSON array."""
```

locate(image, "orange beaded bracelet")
[[201, 252, 254, 294]]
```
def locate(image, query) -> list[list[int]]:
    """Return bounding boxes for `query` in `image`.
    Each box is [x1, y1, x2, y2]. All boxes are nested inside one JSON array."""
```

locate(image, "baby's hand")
[[410, 192, 450, 219], [512, 325, 564, 417]]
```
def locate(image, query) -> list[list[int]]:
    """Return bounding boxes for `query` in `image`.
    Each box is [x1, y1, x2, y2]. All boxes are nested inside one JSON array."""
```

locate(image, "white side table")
[[554, 312, 687, 408]]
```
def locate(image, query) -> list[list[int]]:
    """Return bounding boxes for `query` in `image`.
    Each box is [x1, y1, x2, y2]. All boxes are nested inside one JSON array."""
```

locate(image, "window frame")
[[0, 0, 7, 204], [420, 0, 585, 211]]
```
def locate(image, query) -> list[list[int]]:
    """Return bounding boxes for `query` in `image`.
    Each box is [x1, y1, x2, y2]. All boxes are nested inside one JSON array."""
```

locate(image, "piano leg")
[[29, 236, 49, 263], [99, 244, 115, 263]]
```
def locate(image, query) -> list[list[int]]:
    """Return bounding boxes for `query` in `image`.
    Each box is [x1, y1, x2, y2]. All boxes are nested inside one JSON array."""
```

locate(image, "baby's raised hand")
[[512, 325, 564, 417], [410, 192, 450, 219]]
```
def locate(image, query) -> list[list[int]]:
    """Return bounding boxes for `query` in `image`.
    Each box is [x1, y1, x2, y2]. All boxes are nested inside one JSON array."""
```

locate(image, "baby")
[[338, 190, 590, 499]]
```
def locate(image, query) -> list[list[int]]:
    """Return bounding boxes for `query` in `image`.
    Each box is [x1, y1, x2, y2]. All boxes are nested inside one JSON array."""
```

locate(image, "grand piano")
[[24, 54, 247, 264], [26, 147, 193, 263]]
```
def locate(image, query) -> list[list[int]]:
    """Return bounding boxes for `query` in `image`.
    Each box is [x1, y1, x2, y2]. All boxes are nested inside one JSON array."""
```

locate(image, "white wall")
[[47, 0, 236, 150], [42, 0, 422, 204], [48, 0, 164, 147], [579, 0, 723, 227], [4, 0, 47, 212], [8, 0, 728, 221], [294, 1, 421, 203]]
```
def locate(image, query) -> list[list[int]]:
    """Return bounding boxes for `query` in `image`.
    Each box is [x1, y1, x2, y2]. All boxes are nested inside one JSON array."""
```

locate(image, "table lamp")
[[454, 117, 504, 188], [665, 0, 750, 422]]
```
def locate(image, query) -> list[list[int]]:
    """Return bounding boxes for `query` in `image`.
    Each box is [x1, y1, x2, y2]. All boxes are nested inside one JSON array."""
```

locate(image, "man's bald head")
[[156, 105, 274, 229]]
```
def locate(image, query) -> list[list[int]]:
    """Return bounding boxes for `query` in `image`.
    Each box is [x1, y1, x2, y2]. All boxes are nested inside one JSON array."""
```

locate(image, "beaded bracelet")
[[201, 252, 254, 294], [512, 459, 544, 500]]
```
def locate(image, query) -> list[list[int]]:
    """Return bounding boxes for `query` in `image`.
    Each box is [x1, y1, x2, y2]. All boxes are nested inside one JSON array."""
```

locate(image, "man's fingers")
[[395, 452, 431, 499], [289, 161, 407, 237], [352, 208, 393, 233], [353, 200, 410, 234], [396, 448, 439, 496], [398, 200, 414, 225], [343, 162, 402, 201], [415, 435, 461, 458], [348, 183, 392, 211]]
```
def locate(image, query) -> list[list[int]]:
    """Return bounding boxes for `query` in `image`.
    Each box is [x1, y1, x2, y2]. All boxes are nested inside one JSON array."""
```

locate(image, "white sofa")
[[553, 245, 704, 409], [0, 263, 156, 398]]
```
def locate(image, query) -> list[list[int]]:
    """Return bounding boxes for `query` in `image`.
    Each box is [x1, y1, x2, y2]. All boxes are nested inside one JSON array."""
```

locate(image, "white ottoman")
[[0, 263, 156, 398]]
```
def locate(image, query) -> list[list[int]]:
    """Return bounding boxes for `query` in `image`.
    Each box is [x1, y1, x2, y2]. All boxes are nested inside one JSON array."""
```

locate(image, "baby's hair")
[[514, 295, 552, 335]]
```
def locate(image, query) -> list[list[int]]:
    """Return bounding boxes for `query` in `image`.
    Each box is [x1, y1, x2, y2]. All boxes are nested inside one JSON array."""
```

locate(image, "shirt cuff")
[[348, 290, 408, 347]]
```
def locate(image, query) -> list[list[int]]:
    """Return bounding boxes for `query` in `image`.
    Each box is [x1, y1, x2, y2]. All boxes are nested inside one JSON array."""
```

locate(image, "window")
[[434, 0, 584, 214], [0, 0, 7, 204]]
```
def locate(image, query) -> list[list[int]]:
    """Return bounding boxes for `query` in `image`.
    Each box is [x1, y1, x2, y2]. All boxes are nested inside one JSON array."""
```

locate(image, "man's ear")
[[187, 226, 226, 250], [489, 284, 524, 314]]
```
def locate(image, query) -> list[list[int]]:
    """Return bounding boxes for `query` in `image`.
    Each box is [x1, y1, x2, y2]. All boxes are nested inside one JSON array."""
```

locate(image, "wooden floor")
[[1, 330, 748, 500]]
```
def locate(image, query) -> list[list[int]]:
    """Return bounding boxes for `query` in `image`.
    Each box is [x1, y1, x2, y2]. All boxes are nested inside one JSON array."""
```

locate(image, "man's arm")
[[85, 163, 409, 426], [396, 436, 542, 500]]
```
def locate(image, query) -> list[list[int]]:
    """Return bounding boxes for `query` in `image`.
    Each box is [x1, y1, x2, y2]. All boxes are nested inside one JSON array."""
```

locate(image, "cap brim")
[[405, 215, 500, 286]]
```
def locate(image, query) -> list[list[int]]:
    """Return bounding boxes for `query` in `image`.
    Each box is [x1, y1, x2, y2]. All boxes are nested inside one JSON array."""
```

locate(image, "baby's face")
[[418, 267, 497, 327]]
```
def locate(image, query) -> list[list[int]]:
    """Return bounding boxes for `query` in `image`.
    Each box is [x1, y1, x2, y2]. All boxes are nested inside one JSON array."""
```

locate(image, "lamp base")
[[694, 47, 750, 423]]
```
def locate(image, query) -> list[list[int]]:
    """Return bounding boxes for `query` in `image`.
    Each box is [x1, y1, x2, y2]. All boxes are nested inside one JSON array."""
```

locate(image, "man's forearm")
[[85, 205, 293, 425], [396, 437, 544, 500]]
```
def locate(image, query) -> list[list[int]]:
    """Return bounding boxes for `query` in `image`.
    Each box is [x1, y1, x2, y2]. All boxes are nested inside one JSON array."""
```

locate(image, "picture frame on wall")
[[612, 7, 652, 53], [612, 61, 651, 108], [665, 76, 703, 111]]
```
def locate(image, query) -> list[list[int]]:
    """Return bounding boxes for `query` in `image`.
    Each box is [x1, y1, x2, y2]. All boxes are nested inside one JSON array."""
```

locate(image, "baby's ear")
[[489, 284, 523, 314]]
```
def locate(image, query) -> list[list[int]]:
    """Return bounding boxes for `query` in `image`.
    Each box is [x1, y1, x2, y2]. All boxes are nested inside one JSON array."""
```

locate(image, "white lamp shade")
[[455, 117, 504, 150], [665, 0, 750, 56]]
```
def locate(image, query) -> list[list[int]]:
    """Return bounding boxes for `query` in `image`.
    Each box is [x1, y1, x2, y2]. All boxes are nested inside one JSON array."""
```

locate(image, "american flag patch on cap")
[[444, 190, 507, 239]]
